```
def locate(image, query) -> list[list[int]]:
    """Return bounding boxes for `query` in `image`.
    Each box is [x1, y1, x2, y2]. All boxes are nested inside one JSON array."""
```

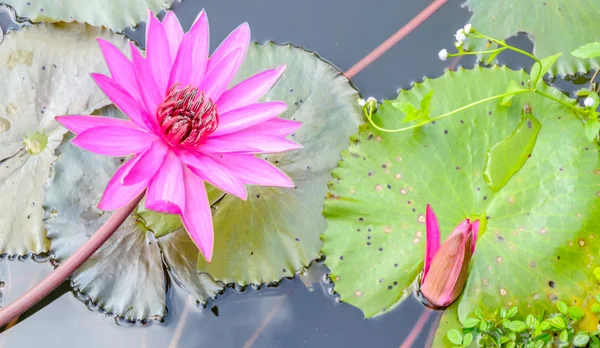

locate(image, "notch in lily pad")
[[392, 90, 433, 123]]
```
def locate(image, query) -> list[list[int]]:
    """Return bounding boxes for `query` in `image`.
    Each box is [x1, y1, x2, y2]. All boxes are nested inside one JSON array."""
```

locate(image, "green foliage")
[[447, 301, 600, 347], [572, 43, 600, 59], [465, 0, 600, 76], [392, 90, 434, 123], [322, 66, 600, 318]]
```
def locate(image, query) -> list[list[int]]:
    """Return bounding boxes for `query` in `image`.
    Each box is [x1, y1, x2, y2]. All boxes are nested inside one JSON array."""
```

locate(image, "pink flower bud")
[[419, 205, 479, 309]]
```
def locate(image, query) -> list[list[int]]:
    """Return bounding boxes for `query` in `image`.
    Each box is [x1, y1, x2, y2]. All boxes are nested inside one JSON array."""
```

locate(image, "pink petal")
[[145, 10, 172, 93], [56, 115, 138, 135], [145, 150, 185, 214], [212, 102, 287, 136], [207, 22, 250, 73], [97, 38, 140, 101], [181, 166, 214, 261], [169, 10, 209, 88], [90, 73, 149, 130], [217, 66, 286, 113], [423, 204, 441, 281], [243, 118, 302, 137], [98, 156, 148, 211], [214, 154, 294, 188], [200, 131, 302, 154], [470, 220, 480, 253], [162, 11, 184, 59], [199, 48, 242, 101], [130, 42, 163, 124], [72, 126, 157, 156], [121, 140, 169, 185], [447, 219, 471, 240], [177, 150, 247, 199]]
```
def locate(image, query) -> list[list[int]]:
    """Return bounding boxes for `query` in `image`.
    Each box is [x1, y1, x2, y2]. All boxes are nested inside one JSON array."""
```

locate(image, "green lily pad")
[[0, 23, 128, 257], [197, 42, 362, 285], [45, 108, 222, 320], [465, 0, 600, 76], [3, 0, 176, 31], [322, 66, 600, 319]]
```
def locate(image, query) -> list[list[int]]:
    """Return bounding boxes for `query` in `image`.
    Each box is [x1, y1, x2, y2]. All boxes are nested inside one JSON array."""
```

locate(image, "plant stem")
[[533, 90, 579, 112], [0, 192, 144, 329], [366, 89, 529, 133]]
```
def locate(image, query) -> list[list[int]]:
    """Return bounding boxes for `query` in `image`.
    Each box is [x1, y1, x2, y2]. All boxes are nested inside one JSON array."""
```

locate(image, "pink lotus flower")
[[56, 10, 301, 261], [419, 205, 479, 309]]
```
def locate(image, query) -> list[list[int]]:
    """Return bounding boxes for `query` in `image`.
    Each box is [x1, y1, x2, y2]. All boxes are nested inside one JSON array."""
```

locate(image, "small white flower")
[[358, 98, 366, 107], [438, 49, 448, 61], [366, 97, 377, 104], [455, 29, 466, 44], [463, 24, 472, 33], [584, 97, 595, 107]]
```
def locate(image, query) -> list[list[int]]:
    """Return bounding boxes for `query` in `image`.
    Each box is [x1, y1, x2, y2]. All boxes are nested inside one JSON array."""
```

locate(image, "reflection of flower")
[[57, 10, 301, 261], [419, 205, 479, 309]]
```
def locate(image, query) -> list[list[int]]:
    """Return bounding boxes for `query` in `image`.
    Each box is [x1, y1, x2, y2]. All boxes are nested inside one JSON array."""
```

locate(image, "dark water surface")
[[0, 0, 543, 347]]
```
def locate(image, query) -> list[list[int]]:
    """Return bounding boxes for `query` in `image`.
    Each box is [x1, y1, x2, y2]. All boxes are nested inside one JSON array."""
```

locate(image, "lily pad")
[[45, 109, 222, 320], [465, 0, 600, 76], [3, 0, 176, 31], [322, 66, 600, 319], [0, 23, 128, 257], [197, 42, 362, 285]]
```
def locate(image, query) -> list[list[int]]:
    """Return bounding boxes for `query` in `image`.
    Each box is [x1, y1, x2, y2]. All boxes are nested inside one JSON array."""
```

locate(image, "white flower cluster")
[[439, 24, 473, 62]]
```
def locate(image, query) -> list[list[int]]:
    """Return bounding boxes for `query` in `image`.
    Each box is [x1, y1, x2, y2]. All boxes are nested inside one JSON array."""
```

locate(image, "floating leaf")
[[158, 227, 223, 304], [2, 0, 176, 31], [197, 42, 362, 285], [572, 42, 600, 59], [0, 23, 128, 256], [465, 0, 600, 76], [322, 66, 600, 320], [483, 108, 542, 192]]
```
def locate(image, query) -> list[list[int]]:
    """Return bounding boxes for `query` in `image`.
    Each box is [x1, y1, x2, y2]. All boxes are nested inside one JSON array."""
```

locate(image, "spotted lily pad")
[[3, 0, 176, 31], [197, 43, 362, 285], [322, 66, 600, 319], [44, 109, 222, 320], [465, 0, 600, 76], [0, 23, 128, 256]]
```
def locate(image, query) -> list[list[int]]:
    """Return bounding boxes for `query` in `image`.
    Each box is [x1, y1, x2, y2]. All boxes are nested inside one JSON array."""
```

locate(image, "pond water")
[[0, 0, 587, 347]]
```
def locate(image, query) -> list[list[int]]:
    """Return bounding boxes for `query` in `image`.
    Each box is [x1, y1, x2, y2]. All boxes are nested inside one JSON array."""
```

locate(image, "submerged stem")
[[0, 192, 144, 329]]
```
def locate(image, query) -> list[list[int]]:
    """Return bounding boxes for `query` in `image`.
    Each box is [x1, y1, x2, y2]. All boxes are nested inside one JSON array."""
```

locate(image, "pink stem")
[[345, 0, 448, 79], [400, 309, 432, 348], [0, 192, 144, 329]]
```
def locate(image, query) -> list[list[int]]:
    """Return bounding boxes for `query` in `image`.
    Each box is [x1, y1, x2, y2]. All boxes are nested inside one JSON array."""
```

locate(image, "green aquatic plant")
[[446, 300, 600, 347], [364, 26, 598, 143]]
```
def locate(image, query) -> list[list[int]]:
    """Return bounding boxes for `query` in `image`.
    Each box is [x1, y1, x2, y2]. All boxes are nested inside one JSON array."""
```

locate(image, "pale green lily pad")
[[159, 228, 224, 304], [3, 0, 176, 31], [465, 0, 600, 76], [44, 108, 222, 320], [197, 43, 362, 285], [322, 66, 600, 319], [0, 23, 128, 256]]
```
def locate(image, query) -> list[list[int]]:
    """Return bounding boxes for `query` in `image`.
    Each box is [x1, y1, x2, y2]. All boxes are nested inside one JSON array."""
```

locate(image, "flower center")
[[156, 84, 219, 146]]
